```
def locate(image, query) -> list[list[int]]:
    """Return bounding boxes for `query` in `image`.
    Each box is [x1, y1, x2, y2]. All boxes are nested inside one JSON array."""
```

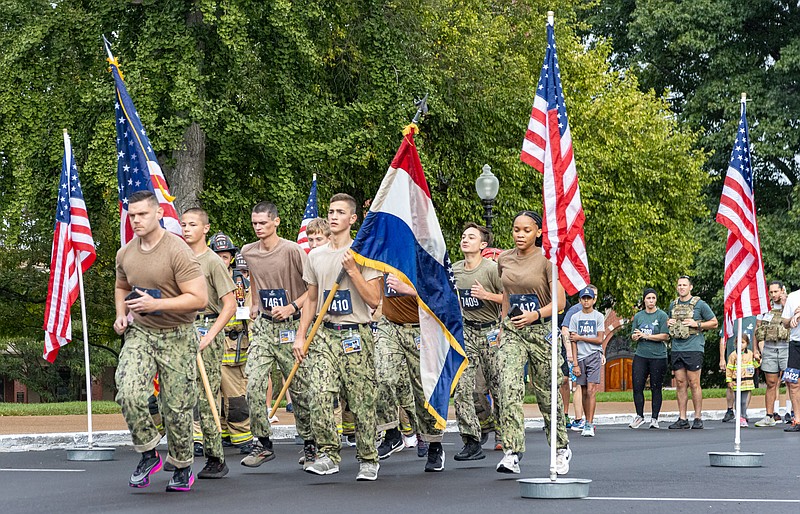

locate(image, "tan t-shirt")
[[241, 238, 308, 314], [197, 250, 236, 316], [497, 248, 552, 308], [453, 258, 503, 323], [304, 242, 380, 324], [115, 231, 202, 328]]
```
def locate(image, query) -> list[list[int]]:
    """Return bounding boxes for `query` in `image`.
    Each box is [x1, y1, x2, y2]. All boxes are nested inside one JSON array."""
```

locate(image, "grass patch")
[[0, 401, 122, 416]]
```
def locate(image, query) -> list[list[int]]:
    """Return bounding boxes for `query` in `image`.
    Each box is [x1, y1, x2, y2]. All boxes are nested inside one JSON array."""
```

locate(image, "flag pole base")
[[67, 446, 115, 461], [519, 478, 591, 499], [708, 451, 764, 467]]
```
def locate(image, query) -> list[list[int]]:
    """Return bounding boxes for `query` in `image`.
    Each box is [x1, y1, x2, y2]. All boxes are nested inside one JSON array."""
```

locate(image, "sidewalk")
[[1, 396, 758, 452]]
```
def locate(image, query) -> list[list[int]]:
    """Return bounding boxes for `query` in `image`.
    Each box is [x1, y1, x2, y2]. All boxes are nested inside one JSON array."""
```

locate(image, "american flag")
[[105, 40, 181, 244], [42, 131, 96, 363], [716, 98, 769, 336], [296, 174, 318, 253], [520, 19, 590, 295]]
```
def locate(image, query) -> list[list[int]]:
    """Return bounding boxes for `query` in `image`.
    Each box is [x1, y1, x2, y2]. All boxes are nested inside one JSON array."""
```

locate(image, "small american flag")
[[296, 175, 318, 253], [42, 131, 96, 363], [520, 19, 590, 295], [105, 40, 181, 245], [716, 97, 769, 336]]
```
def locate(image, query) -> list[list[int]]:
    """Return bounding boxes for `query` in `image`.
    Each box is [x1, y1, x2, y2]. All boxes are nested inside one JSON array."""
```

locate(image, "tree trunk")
[[164, 121, 205, 215]]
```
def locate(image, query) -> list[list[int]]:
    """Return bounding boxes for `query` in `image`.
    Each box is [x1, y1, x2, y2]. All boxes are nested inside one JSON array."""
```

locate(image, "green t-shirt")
[[668, 298, 716, 353], [453, 258, 503, 323], [632, 309, 669, 359]]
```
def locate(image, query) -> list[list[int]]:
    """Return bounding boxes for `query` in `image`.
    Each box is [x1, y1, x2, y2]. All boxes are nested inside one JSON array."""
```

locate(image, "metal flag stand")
[[519, 11, 590, 499], [707, 93, 764, 468]]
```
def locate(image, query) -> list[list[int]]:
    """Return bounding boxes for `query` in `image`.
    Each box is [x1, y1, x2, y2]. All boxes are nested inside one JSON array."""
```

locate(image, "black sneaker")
[[416, 437, 428, 458], [377, 429, 403, 460], [692, 418, 704, 429], [222, 436, 233, 448], [721, 409, 735, 423], [237, 441, 255, 455], [197, 457, 228, 479], [129, 450, 162, 488], [193, 441, 204, 457], [784, 422, 800, 432], [773, 412, 783, 422], [479, 432, 489, 446], [424, 442, 445, 472], [166, 466, 194, 492], [668, 418, 690, 430], [454, 437, 485, 461], [785, 412, 795, 424], [302, 441, 317, 469]]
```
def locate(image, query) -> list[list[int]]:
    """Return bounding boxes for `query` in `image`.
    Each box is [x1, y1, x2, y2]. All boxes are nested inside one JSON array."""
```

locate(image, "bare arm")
[[125, 275, 207, 315], [113, 278, 133, 335], [199, 292, 236, 351]]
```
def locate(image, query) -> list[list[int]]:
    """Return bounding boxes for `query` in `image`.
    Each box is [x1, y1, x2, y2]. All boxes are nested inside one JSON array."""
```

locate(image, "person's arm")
[[571, 339, 581, 377], [293, 284, 318, 363], [386, 274, 417, 297], [272, 291, 309, 321], [200, 292, 236, 351], [719, 337, 727, 371], [471, 280, 503, 305], [343, 251, 381, 309], [113, 277, 133, 335], [125, 275, 207, 315]]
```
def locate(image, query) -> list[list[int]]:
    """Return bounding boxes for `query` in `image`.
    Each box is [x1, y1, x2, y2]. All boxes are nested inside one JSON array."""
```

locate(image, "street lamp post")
[[475, 164, 500, 231]]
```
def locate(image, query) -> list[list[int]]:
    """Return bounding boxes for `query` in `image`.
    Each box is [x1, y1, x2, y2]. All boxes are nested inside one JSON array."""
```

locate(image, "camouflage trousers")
[[375, 317, 419, 434], [454, 323, 502, 440], [192, 321, 224, 461], [246, 316, 312, 441], [475, 361, 498, 435], [497, 320, 569, 454], [116, 322, 198, 468], [220, 363, 252, 445], [374, 317, 443, 442], [308, 325, 377, 464]]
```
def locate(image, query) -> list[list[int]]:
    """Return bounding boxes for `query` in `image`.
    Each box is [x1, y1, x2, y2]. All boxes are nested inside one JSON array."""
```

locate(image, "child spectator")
[[569, 287, 605, 437], [726, 333, 760, 427]]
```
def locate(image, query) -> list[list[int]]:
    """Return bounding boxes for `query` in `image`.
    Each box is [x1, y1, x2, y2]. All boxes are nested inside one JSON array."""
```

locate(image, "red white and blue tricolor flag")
[[297, 175, 318, 253], [520, 19, 590, 295], [105, 40, 181, 245], [351, 125, 466, 429], [716, 99, 769, 337], [42, 131, 96, 363]]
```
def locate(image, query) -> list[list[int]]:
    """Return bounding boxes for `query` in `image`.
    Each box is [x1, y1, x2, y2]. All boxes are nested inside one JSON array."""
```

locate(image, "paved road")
[[1, 423, 798, 514]]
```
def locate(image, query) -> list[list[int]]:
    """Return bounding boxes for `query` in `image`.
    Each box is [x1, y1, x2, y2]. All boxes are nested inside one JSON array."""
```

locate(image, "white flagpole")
[[549, 258, 558, 481], [734, 320, 742, 452]]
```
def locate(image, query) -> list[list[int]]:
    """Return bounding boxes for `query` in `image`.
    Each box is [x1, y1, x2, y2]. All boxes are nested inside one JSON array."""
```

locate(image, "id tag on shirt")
[[326, 289, 353, 315], [762, 312, 774, 322], [280, 330, 296, 344], [415, 336, 421, 351], [545, 332, 553, 345], [509, 293, 540, 313], [342, 335, 362, 354], [259, 289, 288, 312], [487, 329, 499, 347], [783, 367, 799, 384], [236, 306, 250, 321], [197, 326, 209, 337], [745, 365, 755, 375]]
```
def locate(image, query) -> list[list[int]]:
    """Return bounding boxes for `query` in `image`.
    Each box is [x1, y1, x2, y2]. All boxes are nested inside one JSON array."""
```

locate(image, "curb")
[[0, 408, 765, 453]]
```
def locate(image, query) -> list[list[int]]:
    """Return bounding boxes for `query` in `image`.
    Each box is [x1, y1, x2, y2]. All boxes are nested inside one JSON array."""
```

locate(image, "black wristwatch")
[[292, 301, 299, 313]]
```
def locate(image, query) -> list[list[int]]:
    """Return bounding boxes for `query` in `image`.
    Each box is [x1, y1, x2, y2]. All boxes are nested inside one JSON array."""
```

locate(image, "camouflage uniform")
[[309, 325, 378, 464], [455, 323, 502, 440], [497, 320, 569, 453], [247, 316, 312, 441], [116, 322, 198, 468], [374, 317, 420, 433], [192, 317, 225, 460], [220, 321, 252, 445]]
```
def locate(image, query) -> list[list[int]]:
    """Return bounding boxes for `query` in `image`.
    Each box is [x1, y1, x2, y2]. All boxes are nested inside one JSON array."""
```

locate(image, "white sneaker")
[[402, 433, 418, 448], [356, 461, 379, 481], [629, 416, 645, 429], [305, 453, 339, 475], [555, 446, 572, 475], [581, 423, 595, 437], [754, 415, 777, 427], [496, 451, 520, 474], [649, 418, 660, 429]]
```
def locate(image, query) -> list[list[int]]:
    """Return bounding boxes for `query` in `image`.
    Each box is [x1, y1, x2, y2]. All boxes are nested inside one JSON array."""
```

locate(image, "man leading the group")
[[667, 275, 717, 430], [114, 190, 207, 491]]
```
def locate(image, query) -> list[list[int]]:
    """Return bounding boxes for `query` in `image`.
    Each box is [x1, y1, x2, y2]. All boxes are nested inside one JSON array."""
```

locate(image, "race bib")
[[577, 319, 598, 337], [326, 289, 353, 315], [342, 334, 362, 354], [383, 274, 407, 297], [487, 329, 499, 347], [280, 330, 296, 344], [783, 367, 800, 384], [458, 289, 483, 311], [509, 293, 540, 313], [259, 289, 288, 312], [132, 286, 163, 316], [370, 321, 379, 338], [638, 323, 654, 337]]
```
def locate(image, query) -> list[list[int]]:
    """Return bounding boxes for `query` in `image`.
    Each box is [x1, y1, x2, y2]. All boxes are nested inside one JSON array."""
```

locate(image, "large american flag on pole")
[[716, 96, 769, 336], [42, 131, 96, 363], [520, 19, 590, 295], [104, 38, 181, 245], [296, 174, 318, 253]]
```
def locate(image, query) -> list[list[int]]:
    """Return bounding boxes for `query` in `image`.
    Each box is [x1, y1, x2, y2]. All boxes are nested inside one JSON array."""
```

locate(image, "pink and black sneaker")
[[129, 450, 162, 488], [166, 466, 194, 492]]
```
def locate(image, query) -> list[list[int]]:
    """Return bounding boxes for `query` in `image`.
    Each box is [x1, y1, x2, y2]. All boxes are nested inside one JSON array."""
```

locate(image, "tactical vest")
[[669, 296, 701, 339], [755, 307, 789, 343]]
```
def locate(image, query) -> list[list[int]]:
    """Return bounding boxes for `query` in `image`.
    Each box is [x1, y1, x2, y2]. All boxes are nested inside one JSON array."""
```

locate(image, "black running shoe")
[[479, 432, 489, 446], [785, 412, 795, 424], [166, 466, 194, 492], [424, 442, 445, 472], [129, 450, 162, 488], [454, 437, 485, 461], [193, 441, 204, 457], [691, 418, 704, 429], [197, 457, 228, 479], [721, 409, 735, 423], [668, 418, 690, 429], [784, 422, 800, 432], [377, 429, 403, 460]]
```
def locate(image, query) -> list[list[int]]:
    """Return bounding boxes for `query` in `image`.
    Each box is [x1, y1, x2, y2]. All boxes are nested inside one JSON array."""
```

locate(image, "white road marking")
[[587, 497, 800, 503], [0, 468, 85, 472]]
